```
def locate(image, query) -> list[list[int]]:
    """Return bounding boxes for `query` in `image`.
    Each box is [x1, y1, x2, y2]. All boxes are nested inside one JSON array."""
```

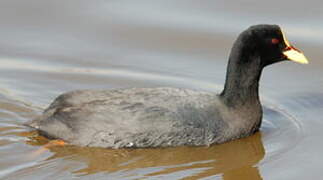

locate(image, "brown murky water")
[[0, 0, 323, 179]]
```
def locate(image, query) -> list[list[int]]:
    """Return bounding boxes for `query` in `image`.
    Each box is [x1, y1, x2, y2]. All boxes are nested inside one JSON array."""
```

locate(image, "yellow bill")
[[282, 30, 309, 64], [283, 47, 309, 64]]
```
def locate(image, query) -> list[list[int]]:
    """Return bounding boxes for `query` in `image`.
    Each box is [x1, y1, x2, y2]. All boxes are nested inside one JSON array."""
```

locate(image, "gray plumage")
[[26, 24, 306, 148], [28, 88, 260, 148]]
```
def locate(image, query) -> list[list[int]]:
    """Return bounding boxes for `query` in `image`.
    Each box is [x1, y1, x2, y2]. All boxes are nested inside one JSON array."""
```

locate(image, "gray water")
[[0, 0, 322, 179]]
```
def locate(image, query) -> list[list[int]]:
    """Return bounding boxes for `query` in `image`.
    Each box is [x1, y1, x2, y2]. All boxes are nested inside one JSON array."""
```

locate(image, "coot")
[[26, 24, 308, 148]]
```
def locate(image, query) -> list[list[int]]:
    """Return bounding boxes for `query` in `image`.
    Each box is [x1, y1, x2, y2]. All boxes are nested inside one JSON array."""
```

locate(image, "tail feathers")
[[24, 117, 41, 130], [24, 115, 74, 141], [24, 117, 58, 140]]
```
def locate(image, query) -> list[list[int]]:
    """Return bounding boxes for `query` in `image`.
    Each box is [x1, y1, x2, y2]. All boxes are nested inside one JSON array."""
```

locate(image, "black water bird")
[[26, 24, 308, 148]]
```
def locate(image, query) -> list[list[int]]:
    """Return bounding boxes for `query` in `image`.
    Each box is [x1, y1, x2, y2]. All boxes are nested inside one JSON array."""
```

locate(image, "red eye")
[[271, 38, 279, 44]]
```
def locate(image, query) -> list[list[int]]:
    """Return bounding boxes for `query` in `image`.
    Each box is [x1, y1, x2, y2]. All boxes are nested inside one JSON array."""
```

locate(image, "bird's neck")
[[220, 46, 263, 108]]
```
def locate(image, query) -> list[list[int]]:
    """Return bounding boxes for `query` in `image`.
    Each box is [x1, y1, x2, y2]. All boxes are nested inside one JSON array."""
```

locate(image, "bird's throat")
[[220, 52, 263, 108]]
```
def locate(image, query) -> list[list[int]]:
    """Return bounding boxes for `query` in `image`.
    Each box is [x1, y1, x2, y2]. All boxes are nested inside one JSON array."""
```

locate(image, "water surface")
[[0, 0, 322, 179]]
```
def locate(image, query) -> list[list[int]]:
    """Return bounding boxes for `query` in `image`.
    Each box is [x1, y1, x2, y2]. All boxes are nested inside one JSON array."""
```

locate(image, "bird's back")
[[28, 87, 227, 148]]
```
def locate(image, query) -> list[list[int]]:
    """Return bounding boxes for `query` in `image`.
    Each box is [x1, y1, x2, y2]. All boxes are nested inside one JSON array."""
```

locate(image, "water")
[[0, 0, 322, 179]]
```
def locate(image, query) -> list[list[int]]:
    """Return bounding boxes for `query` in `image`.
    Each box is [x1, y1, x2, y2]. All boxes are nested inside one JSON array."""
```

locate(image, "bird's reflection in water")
[[24, 131, 264, 180]]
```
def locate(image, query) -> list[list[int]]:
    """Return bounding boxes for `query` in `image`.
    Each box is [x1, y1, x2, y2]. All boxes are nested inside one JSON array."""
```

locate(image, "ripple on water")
[[261, 103, 304, 164], [0, 83, 305, 179]]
